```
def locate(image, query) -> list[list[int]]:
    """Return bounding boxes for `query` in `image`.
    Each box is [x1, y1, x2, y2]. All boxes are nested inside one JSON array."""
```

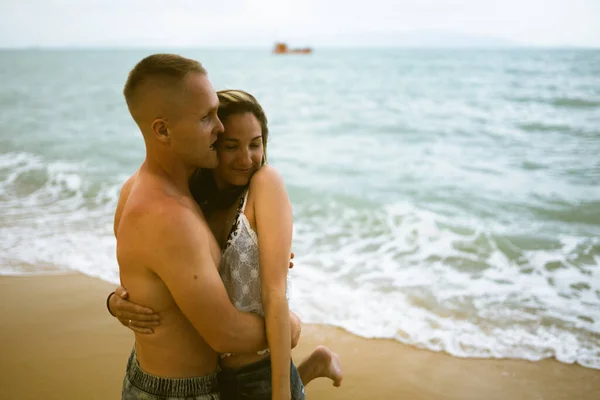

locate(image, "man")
[[114, 54, 298, 400]]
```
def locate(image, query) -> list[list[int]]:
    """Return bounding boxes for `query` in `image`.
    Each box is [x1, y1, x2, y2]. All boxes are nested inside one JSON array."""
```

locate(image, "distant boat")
[[272, 42, 313, 54]]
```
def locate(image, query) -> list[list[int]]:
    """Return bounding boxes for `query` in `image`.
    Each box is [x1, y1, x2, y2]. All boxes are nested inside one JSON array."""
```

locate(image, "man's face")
[[167, 73, 224, 169]]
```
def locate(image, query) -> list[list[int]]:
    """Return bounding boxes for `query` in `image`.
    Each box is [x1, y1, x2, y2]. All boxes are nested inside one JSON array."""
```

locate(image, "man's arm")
[[139, 203, 268, 354], [106, 290, 302, 345]]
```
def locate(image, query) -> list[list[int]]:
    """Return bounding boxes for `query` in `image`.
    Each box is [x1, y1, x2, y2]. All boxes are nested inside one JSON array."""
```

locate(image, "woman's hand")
[[108, 286, 161, 334]]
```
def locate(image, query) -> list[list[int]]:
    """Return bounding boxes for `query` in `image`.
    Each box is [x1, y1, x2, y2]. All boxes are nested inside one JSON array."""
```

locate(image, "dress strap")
[[240, 189, 250, 213], [222, 189, 250, 251]]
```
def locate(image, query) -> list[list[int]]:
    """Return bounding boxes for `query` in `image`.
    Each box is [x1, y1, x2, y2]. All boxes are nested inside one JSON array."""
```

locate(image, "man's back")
[[115, 167, 221, 377]]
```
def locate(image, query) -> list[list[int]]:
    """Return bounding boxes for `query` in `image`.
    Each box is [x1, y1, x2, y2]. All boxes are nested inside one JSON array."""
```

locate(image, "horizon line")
[[1, 44, 599, 50]]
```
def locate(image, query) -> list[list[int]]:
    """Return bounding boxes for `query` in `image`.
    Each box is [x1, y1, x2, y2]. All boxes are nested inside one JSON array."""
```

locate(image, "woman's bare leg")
[[296, 345, 343, 387]]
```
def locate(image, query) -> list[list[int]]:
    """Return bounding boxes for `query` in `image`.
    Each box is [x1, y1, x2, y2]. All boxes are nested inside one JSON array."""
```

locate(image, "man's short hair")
[[123, 53, 207, 111]]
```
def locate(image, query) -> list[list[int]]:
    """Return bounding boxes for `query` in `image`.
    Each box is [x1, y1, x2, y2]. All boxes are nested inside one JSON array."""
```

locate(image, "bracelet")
[[106, 291, 116, 317]]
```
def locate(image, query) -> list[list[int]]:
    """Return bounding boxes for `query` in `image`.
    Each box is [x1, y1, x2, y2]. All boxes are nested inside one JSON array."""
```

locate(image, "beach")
[[2, 49, 599, 370], [1, 273, 598, 400]]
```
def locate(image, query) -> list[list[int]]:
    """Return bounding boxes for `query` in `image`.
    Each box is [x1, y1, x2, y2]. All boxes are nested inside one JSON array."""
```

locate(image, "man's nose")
[[215, 116, 224, 134]]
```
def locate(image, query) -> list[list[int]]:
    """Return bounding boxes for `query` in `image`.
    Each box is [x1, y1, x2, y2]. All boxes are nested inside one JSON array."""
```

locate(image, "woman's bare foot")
[[297, 345, 343, 387]]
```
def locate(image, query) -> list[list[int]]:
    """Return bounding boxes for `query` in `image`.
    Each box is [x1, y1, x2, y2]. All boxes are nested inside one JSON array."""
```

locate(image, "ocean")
[[1, 48, 599, 369]]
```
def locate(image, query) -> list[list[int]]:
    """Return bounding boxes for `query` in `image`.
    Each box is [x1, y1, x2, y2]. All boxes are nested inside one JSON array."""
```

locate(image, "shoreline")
[[2, 269, 596, 371], [1, 273, 598, 399]]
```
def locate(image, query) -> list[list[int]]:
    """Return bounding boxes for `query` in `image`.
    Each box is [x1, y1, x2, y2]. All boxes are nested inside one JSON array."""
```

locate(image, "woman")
[[107, 90, 342, 399]]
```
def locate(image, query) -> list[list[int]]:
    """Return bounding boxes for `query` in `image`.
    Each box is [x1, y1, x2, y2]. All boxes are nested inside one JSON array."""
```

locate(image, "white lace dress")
[[219, 189, 290, 357]]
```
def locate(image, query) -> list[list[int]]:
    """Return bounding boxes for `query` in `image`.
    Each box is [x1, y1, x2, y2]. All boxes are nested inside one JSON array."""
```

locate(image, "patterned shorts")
[[122, 348, 220, 400]]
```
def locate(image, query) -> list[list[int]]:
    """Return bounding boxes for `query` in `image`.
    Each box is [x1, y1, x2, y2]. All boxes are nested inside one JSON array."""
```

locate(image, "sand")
[[0, 273, 598, 400]]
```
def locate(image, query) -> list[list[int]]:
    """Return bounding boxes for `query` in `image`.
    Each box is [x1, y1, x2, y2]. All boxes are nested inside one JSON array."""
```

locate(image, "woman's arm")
[[253, 165, 293, 400]]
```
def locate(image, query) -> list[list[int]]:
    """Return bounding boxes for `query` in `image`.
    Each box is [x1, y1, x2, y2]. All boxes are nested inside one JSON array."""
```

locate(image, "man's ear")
[[151, 118, 170, 143]]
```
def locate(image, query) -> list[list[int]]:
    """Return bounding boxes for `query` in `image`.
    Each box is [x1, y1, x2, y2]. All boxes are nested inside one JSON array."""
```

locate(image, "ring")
[[128, 319, 132, 325]]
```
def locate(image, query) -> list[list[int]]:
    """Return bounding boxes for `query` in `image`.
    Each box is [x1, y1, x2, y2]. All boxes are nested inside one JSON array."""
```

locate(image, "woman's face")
[[213, 112, 264, 188]]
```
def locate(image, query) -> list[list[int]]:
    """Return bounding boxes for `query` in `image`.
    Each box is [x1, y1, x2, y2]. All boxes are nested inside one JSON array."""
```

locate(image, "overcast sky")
[[1, 0, 599, 47]]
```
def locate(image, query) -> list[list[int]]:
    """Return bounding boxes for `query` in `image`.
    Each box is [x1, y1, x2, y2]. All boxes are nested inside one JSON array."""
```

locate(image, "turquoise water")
[[1, 48, 599, 368]]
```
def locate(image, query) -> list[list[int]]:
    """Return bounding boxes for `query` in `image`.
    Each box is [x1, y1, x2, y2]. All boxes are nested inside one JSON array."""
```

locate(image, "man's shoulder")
[[127, 194, 194, 229], [121, 171, 139, 191], [116, 172, 139, 210]]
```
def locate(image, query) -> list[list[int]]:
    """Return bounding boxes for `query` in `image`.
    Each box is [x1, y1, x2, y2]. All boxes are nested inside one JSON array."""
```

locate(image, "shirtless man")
[[115, 54, 298, 400]]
